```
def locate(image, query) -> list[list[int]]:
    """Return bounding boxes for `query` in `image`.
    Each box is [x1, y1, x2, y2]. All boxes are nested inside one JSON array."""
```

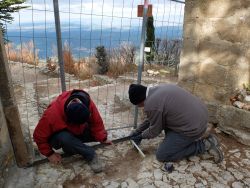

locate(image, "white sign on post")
[[144, 47, 151, 52]]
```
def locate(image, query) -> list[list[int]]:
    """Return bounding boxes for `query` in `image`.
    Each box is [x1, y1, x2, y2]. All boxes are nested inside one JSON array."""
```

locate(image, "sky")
[[7, 0, 185, 30]]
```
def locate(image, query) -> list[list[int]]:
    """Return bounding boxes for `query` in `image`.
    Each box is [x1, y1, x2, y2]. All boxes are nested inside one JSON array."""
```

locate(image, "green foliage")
[[145, 16, 155, 62], [0, 0, 28, 38], [243, 83, 250, 92], [95, 46, 109, 74]]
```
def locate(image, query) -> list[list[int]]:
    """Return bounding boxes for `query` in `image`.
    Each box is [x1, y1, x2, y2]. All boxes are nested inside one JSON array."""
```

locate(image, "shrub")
[[145, 16, 155, 63], [62, 43, 97, 80], [75, 57, 98, 80], [5, 41, 39, 65], [63, 42, 76, 74], [95, 45, 108, 74], [107, 42, 137, 77]]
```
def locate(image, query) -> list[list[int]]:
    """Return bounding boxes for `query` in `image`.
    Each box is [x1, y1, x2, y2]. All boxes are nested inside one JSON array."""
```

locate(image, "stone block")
[[194, 84, 217, 103], [177, 81, 195, 94], [178, 62, 198, 80], [246, 49, 250, 84], [228, 60, 249, 90], [198, 19, 219, 41], [194, 84, 230, 104], [198, 40, 243, 67], [181, 38, 200, 57], [206, 102, 219, 124], [186, 0, 249, 19], [197, 59, 228, 87], [179, 38, 200, 84], [184, 1, 250, 43], [183, 20, 202, 40], [216, 105, 250, 146], [216, 20, 249, 44]]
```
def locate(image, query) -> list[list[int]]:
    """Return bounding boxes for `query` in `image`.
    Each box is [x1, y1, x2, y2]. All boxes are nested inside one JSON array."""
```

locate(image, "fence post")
[[0, 30, 30, 167], [134, 0, 149, 128], [53, 0, 66, 92]]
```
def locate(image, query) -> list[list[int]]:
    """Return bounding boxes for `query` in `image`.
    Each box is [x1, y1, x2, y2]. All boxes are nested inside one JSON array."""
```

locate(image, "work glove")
[[129, 129, 141, 138], [131, 134, 143, 145]]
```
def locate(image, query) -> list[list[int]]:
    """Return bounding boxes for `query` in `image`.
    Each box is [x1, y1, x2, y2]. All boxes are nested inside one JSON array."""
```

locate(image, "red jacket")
[[33, 90, 107, 157]]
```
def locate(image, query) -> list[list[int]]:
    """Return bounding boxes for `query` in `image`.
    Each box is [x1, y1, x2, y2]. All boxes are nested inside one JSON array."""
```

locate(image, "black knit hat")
[[128, 84, 147, 105], [64, 91, 90, 124]]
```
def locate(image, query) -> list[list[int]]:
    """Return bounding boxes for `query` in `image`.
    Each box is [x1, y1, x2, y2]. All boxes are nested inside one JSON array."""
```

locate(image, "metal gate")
[[2, 0, 184, 166]]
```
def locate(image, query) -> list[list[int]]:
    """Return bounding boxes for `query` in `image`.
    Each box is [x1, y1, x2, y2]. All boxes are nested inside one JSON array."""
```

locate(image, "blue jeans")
[[49, 129, 96, 161], [156, 131, 205, 162]]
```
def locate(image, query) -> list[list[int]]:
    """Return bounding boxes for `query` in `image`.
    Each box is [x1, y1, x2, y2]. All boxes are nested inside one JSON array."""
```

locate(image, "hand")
[[131, 134, 143, 145], [102, 139, 113, 145], [48, 152, 62, 165], [129, 129, 141, 138]]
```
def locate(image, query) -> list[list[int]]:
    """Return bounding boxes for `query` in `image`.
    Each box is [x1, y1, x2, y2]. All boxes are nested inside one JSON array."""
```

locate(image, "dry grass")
[[63, 43, 98, 79], [107, 43, 137, 77], [75, 57, 99, 80], [63, 50, 76, 75], [5, 41, 39, 65], [108, 60, 136, 78], [5, 41, 137, 79]]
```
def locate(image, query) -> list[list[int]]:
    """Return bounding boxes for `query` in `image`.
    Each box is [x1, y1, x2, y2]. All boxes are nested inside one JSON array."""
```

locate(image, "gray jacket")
[[140, 84, 208, 139]]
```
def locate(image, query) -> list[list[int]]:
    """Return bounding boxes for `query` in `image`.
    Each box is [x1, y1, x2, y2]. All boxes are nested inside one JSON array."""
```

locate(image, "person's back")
[[144, 84, 208, 138], [33, 89, 110, 173], [128, 83, 223, 164]]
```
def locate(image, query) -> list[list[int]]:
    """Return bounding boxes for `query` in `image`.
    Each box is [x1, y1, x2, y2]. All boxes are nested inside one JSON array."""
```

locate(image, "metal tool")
[[130, 140, 146, 158], [27, 135, 132, 167]]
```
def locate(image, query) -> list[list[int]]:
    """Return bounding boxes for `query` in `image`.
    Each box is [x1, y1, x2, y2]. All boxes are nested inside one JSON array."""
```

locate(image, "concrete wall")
[[178, 0, 250, 145], [0, 99, 13, 186]]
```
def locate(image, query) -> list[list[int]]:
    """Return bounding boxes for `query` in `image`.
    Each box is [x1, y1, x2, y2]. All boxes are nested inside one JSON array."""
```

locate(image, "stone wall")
[[0, 99, 14, 187], [178, 0, 250, 145]]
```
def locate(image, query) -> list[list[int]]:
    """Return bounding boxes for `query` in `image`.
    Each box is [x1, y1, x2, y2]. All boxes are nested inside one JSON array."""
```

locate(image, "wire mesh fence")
[[4, 0, 184, 161]]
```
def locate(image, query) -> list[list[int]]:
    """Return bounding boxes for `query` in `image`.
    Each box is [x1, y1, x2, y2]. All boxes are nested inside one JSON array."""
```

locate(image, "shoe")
[[161, 162, 174, 173], [208, 134, 220, 146], [204, 134, 224, 163], [88, 155, 103, 173]]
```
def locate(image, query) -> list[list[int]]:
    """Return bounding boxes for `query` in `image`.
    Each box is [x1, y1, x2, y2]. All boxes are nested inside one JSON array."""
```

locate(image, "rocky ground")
[[3, 62, 250, 188], [3, 129, 250, 188]]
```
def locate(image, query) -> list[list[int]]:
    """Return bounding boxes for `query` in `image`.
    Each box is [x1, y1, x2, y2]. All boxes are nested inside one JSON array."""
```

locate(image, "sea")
[[5, 24, 182, 60]]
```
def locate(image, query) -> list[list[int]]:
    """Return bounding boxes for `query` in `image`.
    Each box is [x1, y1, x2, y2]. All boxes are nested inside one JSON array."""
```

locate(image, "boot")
[[204, 134, 224, 163], [88, 155, 103, 173]]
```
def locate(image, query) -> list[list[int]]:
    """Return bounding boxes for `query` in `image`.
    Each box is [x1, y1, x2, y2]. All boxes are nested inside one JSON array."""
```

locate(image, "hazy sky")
[[8, 0, 185, 29]]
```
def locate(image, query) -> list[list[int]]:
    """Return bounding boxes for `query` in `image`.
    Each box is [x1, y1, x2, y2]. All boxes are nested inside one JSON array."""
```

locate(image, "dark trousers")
[[156, 130, 206, 162], [49, 129, 96, 161]]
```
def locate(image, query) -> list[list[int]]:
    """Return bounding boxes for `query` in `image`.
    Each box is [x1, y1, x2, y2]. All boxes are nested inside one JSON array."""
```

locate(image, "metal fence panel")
[[4, 0, 184, 161]]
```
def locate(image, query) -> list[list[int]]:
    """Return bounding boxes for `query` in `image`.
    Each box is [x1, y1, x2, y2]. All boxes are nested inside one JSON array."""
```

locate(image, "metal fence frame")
[[3, 0, 185, 166]]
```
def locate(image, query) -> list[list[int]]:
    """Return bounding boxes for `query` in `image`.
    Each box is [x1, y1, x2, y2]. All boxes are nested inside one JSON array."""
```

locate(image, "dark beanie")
[[128, 84, 147, 105], [65, 102, 90, 124], [65, 91, 90, 124]]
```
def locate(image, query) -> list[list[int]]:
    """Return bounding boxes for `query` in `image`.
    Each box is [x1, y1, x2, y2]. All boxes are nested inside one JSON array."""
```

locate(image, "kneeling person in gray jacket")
[[128, 83, 223, 163]]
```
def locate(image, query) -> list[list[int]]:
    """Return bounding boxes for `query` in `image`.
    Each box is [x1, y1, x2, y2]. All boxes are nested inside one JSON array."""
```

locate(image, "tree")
[[145, 16, 155, 63], [0, 0, 28, 38], [155, 38, 161, 56], [95, 46, 109, 74]]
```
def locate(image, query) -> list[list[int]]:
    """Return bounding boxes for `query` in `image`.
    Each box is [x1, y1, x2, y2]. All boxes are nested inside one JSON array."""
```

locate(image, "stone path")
[[3, 129, 250, 188]]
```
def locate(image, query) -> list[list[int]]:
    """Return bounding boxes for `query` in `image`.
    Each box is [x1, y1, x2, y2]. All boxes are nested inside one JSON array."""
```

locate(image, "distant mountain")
[[6, 25, 182, 59]]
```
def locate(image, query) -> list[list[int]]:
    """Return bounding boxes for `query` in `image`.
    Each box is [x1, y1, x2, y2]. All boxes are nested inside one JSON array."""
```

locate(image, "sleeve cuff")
[[46, 151, 55, 157]]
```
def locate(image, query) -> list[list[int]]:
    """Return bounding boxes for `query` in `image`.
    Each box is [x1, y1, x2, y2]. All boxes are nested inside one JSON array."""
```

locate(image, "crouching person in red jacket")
[[33, 89, 111, 173]]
